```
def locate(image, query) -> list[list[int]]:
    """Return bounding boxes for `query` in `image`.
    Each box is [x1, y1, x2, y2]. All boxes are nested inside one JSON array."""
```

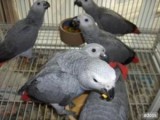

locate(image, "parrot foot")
[[0, 62, 4, 67], [22, 57, 30, 64], [68, 101, 76, 108], [51, 103, 77, 119], [62, 111, 77, 120], [19, 55, 37, 64]]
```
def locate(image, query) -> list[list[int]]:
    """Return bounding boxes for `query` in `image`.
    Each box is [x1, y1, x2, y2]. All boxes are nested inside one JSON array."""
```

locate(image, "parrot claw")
[[67, 110, 77, 116], [63, 110, 78, 120], [68, 102, 76, 108], [19, 55, 37, 65], [60, 110, 77, 120], [51, 103, 77, 119], [23, 57, 30, 64], [0, 62, 4, 67]]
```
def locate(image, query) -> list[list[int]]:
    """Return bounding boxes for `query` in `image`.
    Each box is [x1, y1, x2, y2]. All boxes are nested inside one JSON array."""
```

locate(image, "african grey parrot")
[[74, 0, 140, 35], [79, 72, 129, 120], [0, 0, 50, 66], [18, 44, 117, 116], [73, 14, 139, 65], [45, 43, 108, 67]]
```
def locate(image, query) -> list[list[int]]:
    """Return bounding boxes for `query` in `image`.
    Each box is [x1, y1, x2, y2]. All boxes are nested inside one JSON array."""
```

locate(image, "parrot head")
[[31, 0, 50, 13], [82, 43, 109, 62], [78, 59, 116, 100], [74, 0, 93, 8], [72, 14, 97, 32]]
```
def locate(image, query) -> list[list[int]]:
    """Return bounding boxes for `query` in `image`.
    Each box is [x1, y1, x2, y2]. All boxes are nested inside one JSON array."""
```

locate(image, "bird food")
[[59, 18, 84, 46], [62, 19, 81, 33], [101, 94, 108, 99]]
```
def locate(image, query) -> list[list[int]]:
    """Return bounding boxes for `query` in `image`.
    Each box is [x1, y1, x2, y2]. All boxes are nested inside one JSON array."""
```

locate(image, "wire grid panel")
[[0, 0, 160, 32], [0, 0, 160, 120], [0, 30, 159, 120]]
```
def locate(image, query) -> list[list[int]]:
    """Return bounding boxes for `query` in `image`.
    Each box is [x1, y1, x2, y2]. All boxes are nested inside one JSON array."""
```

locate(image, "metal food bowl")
[[59, 18, 85, 46]]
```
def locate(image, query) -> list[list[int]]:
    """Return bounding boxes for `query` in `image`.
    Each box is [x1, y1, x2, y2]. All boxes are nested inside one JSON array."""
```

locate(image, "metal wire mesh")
[[0, 0, 160, 120]]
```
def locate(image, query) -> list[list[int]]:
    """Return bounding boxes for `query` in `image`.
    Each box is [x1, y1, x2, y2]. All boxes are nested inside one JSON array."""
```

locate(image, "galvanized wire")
[[0, 0, 160, 120]]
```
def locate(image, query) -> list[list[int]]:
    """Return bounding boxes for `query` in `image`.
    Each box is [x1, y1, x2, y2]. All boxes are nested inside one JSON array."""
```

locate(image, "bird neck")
[[78, 84, 89, 91], [26, 10, 45, 28], [83, 1, 99, 18], [81, 27, 100, 43]]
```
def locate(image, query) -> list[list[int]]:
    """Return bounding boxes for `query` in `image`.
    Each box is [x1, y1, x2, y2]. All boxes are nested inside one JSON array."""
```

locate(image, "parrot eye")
[[93, 78, 98, 83], [85, 19, 89, 22], [92, 48, 96, 52], [37, 2, 40, 5]]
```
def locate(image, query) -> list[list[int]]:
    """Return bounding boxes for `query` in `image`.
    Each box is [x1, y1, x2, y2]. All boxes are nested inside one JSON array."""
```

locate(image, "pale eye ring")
[[85, 18, 89, 22]]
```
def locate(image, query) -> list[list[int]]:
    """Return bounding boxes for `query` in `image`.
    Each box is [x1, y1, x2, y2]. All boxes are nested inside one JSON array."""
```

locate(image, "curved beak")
[[74, 0, 82, 7], [100, 53, 109, 62], [43, 1, 50, 9], [72, 16, 80, 28], [101, 87, 115, 101]]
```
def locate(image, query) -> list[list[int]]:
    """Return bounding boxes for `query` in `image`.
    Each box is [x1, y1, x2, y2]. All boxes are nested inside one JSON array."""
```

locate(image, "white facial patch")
[[78, 14, 95, 28], [89, 60, 116, 90], [94, 69, 116, 88], [82, 43, 106, 58]]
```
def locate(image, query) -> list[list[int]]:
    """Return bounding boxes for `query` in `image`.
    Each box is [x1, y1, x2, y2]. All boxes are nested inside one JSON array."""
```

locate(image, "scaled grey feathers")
[[79, 74, 129, 120], [0, 0, 50, 63], [74, 14, 137, 64], [74, 0, 140, 35], [18, 43, 117, 115]]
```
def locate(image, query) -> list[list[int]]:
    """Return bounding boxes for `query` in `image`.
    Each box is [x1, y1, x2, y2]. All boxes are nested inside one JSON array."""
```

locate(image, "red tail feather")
[[117, 63, 128, 80], [132, 57, 139, 63], [133, 28, 140, 34], [109, 62, 128, 80], [0, 62, 4, 67], [109, 62, 117, 68], [21, 91, 30, 102]]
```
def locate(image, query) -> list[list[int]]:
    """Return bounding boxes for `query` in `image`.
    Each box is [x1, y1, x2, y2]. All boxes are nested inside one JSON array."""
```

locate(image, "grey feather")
[[75, 0, 139, 35], [79, 74, 129, 120], [0, 0, 50, 63], [18, 44, 117, 115], [76, 14, 137, 64]]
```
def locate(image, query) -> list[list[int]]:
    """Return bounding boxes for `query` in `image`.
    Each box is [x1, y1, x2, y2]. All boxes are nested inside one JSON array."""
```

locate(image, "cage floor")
[[0, 30, 160, 120]]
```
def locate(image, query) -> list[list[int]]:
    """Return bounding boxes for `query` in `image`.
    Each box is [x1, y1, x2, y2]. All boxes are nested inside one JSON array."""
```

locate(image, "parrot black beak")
[[74, 0, 82, 7], [72, 16, 80, 28], [100, 53, 109, 63], [43, 1, 50, 9], [107, 88, 115, 100], [101, 87, 115, 101]]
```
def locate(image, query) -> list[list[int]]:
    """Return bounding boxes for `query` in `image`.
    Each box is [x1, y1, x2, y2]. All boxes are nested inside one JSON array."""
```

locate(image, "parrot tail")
[[109, 62, 128, 80], [0, 62, 4, 67], [133, 27, 141, 34], [124, 19, 140, 34], [132, 56, 139, 63], [21, 91, 31, 102]]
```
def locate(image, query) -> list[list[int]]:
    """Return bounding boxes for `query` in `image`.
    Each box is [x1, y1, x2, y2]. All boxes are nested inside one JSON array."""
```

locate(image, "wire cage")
[[0, 0, 160, 120]]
